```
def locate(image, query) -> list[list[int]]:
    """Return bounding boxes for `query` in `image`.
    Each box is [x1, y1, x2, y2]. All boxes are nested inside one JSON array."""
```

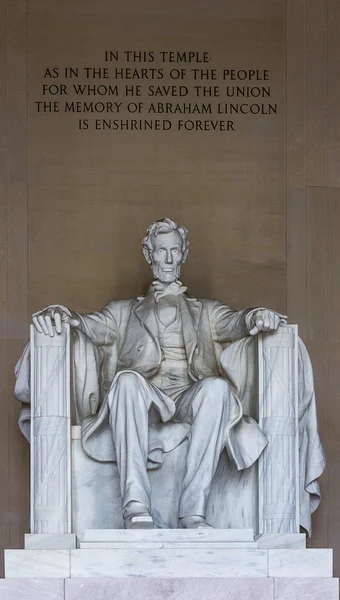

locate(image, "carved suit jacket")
[[75, 291, 253, 388]]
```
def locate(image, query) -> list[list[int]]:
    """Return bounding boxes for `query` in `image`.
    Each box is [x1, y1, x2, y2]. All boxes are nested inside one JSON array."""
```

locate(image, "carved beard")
[[151, 262, 182, 284]]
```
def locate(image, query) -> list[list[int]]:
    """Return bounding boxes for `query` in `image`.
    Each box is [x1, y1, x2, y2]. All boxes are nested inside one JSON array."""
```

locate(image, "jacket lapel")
[[179, 295, 202, 364], [133, 293, 159, 344]]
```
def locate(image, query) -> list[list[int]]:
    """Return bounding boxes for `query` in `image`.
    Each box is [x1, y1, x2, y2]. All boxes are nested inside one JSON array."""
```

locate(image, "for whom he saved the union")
[[24, 217, 324, 531]]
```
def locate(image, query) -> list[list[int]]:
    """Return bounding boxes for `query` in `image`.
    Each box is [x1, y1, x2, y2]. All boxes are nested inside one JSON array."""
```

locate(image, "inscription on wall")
[[34, 50, 278, 133]]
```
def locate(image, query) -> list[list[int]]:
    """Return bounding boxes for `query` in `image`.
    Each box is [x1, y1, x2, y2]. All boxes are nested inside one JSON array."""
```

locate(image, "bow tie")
[[152, 280, 187, 302]]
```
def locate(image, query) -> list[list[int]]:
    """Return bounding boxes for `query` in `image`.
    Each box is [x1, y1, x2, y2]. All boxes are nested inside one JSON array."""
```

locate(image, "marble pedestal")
[[0, 577, 339, 600], [1, 530, 338, 599]]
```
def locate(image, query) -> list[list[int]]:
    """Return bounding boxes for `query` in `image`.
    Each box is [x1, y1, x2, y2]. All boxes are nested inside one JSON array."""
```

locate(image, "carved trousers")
[[107, 370, 233, 520]]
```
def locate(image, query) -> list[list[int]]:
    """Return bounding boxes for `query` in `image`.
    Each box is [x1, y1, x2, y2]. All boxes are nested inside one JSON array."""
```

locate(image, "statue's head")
[[142, 218, 189, 283]]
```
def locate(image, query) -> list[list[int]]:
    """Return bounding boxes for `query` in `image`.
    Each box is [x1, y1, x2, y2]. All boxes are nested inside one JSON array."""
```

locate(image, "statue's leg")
[[106, 371, 156, 528], [175, 377, 232, 527]]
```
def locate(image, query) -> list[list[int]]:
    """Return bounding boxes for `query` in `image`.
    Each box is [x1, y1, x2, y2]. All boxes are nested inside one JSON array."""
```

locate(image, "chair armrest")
[[257, 324, 299, 534], [30, 324, 72, 534]]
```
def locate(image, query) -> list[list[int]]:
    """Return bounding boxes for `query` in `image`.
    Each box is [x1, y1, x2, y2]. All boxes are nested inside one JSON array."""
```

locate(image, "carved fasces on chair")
[[30, 324, 72, 534], [258, 325, 299, 534]]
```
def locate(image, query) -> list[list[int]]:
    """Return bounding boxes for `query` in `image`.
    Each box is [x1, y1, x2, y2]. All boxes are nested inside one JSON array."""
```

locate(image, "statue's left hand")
[[248, 309, 287, 336]]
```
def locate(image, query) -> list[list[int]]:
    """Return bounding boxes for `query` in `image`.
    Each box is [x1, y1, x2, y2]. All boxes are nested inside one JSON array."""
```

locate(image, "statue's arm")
[[75, 304, 117, 346], [32, 302, 117, 346], [211, 302, 287, 343], [211, 303, 253, 342]]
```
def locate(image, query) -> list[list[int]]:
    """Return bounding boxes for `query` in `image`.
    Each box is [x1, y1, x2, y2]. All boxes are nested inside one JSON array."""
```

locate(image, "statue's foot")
[[124, 513, 154, 529], [179, 516, 214, 529]]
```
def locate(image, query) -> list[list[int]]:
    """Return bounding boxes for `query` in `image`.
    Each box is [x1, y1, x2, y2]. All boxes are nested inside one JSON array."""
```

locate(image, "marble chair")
[[27, 324, 303, 538]]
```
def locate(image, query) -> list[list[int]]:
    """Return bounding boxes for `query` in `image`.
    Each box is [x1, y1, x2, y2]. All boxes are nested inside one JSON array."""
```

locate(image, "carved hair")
[[142, 218, 189, 256]]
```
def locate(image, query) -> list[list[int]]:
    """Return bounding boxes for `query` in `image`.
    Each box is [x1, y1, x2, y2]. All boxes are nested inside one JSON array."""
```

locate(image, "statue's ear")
[[182, 247, 189, 264], [143, 245, 152, 264]]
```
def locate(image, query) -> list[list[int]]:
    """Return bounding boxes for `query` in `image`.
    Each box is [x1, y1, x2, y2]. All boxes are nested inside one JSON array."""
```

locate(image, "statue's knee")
[[108, 371, 149, 411], [112, 371, 140, 391], [199, 377, 230, 410], [201, 377, 230, 395]]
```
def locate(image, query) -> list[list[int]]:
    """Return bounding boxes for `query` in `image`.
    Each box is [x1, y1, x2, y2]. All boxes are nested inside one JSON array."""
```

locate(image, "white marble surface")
[[72, 426, 258, 533], [5, 550, 70, 578], [3, 547, 336, 579], [1, 576, 338, 599], [70, 548, 268, 578], [30, 324, 72, 535], [25, 534, 76, 550], [257, 533, 306, 549], [274, 577, 339, 599], [0, 579, 64, 600], [82, 528, 255, 542], [80, 541, 258, 549], [72, 429, 123, 534], [80, 528, 257, 549], [65, 578, 274, 600], [258, 326, 299, 534], [80, 529, 308, 551], [268, 549, 333, 577]]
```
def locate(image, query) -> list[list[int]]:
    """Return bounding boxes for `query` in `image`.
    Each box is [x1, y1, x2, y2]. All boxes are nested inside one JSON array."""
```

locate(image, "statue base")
[[0, 576, 339, 600], [0, 530, 338, 598]]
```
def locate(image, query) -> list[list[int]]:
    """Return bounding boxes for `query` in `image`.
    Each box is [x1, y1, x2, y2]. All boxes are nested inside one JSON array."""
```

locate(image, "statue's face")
[[149, 230, 185, 283]]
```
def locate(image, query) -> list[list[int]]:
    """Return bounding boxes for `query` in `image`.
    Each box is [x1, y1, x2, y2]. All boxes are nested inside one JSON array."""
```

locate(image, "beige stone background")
[[0, 0, 339, 577]]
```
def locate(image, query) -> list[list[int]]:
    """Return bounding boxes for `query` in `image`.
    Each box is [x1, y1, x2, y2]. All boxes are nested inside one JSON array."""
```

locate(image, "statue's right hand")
[[32, 306, 80, 337]]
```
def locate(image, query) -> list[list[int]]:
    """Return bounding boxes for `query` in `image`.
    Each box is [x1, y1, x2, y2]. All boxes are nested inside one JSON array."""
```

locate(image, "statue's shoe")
[[179, 516, 214, 529], [124, 513, 154, 529]]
